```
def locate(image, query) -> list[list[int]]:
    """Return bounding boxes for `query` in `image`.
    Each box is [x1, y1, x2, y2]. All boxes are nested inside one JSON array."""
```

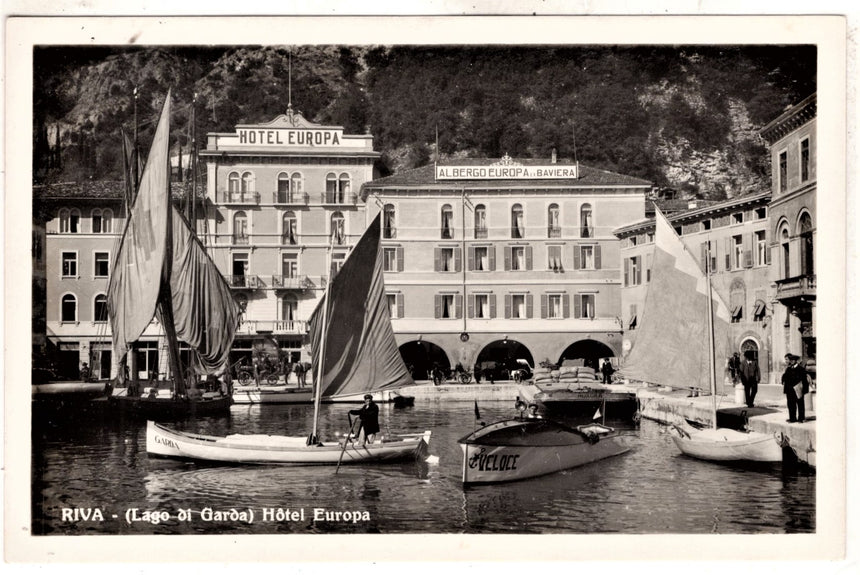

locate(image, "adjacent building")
[[360, 154, 652, 379], [760, 94, 817, 380], [614, 192, 775, 385]]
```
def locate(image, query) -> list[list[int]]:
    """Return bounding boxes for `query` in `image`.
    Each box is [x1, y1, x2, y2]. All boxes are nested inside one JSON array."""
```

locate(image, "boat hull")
[[109, 394, 232, 419], [146, 421, 431, 465], [232, 387, 414, 406], [535, 388, 639, 420], [669, 425, 783, 463], [458, 419, 630, 485], [32, 382, 109, 401]]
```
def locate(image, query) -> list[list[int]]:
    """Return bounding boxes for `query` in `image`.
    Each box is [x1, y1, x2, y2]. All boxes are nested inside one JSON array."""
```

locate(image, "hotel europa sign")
[[235, 128, 344, 147], [435, 164, 579, 180]]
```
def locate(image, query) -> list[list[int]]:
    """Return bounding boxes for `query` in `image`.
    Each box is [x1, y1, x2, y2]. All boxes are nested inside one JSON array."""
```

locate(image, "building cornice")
[[760, 94, 816, 145]]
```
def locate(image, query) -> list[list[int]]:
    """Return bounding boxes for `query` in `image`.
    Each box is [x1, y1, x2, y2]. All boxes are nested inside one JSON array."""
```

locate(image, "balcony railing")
[[272, 191, 309, 205], [547, 226, 561, 238], [271, 275, 311, 289], [232, 234, 250, 245], [219, 191, 261, 205], [775, 274, 816, 302], [226, 275, 263, 289], [237, 320, 308, 335], [320, 192, 358, 205]]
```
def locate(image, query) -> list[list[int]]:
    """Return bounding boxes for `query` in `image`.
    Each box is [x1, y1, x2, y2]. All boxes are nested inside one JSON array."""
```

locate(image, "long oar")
[[335, 416, 360, 474]]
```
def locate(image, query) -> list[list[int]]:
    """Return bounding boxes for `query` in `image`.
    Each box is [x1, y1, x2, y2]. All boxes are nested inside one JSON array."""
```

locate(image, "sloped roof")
[[34, 180, 204, 202]]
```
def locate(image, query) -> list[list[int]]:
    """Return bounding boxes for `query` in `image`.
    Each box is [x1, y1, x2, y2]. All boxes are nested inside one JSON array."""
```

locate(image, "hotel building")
[[360, 155, 651, 379]]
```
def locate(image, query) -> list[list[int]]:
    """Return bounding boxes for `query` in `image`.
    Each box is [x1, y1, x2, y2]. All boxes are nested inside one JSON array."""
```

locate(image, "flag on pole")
[[593, 408, 602, 421]]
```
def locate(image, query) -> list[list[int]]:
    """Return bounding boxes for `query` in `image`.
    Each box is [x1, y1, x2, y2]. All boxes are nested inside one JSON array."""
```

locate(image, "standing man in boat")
[[349, 394, 380, 445]]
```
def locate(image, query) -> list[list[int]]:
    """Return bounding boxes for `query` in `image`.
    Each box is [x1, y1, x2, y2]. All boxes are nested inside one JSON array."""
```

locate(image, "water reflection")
[[32, 402, 814, 535]]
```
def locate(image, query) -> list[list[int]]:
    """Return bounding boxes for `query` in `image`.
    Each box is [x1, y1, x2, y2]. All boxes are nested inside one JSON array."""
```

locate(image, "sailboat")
[[107, 92, 238, 418], [146, 214, 431, 464], [621, 208, 783, 463]]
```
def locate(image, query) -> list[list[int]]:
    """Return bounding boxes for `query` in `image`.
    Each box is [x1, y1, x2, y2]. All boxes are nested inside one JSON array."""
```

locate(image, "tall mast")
[[705, 243, 717, 429], [156, 93, 187, 397], [132, 86, 139, 190], [308, 245, 333, 444]]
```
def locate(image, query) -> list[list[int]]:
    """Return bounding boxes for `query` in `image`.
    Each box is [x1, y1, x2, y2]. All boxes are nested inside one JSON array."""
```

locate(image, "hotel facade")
[[360, 156, 651, 379]]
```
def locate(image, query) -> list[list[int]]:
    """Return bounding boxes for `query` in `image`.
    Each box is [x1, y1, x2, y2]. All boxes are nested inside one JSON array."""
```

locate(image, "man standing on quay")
[[739, 351, 760, 408], [781, 353, 808, 423]]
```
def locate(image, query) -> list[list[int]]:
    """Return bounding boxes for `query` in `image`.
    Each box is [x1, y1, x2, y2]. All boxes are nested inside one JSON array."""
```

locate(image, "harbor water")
[[32, 401, 815, 535]]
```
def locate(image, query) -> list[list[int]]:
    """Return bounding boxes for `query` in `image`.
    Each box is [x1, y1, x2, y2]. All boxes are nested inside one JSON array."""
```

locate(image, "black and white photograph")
[[5, 9, 850, 565]]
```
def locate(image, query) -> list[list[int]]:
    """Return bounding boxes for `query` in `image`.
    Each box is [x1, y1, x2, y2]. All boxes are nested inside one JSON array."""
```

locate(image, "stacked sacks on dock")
[[533, 367, 556, 390], [558, 366, 601, 387]]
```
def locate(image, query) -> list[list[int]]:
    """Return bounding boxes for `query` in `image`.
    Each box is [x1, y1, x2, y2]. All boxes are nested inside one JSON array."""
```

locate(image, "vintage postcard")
[[4, 11, 850, 566]]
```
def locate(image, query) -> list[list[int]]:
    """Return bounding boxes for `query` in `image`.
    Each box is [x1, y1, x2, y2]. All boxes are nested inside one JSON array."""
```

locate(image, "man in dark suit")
[[349, 394, 380, 445], [739, 351, 760, 408], [781, 353, 809, 423]]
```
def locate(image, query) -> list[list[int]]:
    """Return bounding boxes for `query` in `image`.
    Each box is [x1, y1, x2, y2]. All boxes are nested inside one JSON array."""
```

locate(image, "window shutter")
[[454, 247, 462, 272], [396, 247, 404, 271], [467, 247, 475, 271], [525, 246, 533, 270], [504, 246, 511, 271], [700, 243, 708, 268], [455, 295, 463, 319], [646, 253, 652, 283], [788, 238, 800, 277], [563, 293, 570, 318], [540, 294, 548, 319], [526, 294, 533, 318], [595, 244, 602, 269], [573, 245, 581, 270], [623, 258, 629, 286], [434, 295, 441, 319], [765, 245, 772, 265], [397, 293, 404, 318], [744, 249, 753, 268], [434, 248, 441, 272], [504, 294, 511, 319], [489, 246, 496, 271], [574, 294, 582, 319], [490, 294, 497, 318], [635, 257, 641, 285], [725, 238, 732, 270], [468, 294, 475, 318]]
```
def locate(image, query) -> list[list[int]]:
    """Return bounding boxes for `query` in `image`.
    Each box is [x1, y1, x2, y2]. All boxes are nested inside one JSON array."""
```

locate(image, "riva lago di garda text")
[[60, 507, 370, 526]]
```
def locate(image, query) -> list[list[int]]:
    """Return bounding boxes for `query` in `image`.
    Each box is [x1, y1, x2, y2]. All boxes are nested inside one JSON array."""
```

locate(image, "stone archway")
[[474, 339, 535, 381], [398, 340, 451, 381], [559, 339, 615, 371]]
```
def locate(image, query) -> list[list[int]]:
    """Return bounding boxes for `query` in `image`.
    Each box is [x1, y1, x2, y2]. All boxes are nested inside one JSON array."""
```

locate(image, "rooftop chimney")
[[551, 148, 557, 164]]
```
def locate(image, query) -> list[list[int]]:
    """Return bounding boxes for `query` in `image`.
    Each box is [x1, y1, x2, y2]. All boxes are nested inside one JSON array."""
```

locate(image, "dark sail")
[[308, 215, 414, 397]]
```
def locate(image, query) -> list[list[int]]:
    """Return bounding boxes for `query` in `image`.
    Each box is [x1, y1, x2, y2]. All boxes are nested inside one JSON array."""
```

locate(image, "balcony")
[[319, 192, 358, 205], [272, 191, 309, 205], [226, 275, 263, 289], [775, 274, 816, 304], [218, 191, 261, 205], [547, 226, 561, 238], [271, 275, 326, 290], [237, 320, 308, 335], [232, 234, 250, 245]]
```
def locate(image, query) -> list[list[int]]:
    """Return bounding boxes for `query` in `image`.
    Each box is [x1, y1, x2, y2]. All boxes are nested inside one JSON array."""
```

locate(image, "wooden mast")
[[156, 93, 187, 398], [308, 245, 333, 444], [705, 243, 717, 429]]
